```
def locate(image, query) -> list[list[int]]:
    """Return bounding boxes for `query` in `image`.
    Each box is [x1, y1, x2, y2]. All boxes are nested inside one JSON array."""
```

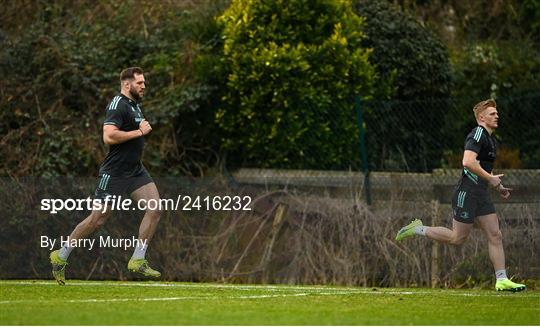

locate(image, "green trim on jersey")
[[99, 174, 110, 190], [473, 126, 483, 142], [108, 96, 122, 110], [463, 168, 479, 184]]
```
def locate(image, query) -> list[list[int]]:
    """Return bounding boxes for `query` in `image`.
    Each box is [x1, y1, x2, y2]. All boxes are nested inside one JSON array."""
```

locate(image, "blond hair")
[[473, 99, 496, 120]]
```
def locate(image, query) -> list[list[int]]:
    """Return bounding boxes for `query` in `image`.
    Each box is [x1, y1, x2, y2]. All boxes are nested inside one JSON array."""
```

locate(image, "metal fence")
[[229, 93, 540, 209], [233, 93, 540, 175], [359, 94, 540, 173]]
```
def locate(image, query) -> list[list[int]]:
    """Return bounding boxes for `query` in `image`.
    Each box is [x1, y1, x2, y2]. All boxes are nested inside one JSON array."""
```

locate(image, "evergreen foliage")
[[353, 0, 453, 100], [215, 0, 384, 169]]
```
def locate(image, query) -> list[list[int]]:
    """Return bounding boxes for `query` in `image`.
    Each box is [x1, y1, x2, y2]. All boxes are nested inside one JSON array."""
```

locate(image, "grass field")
[[0, 280, 539, 325]]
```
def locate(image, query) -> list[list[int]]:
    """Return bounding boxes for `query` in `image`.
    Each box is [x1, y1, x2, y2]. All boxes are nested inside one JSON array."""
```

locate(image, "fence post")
[[259, 203, 288, 284], [355, 95, 371, 205], [430, 200, 441, 288]]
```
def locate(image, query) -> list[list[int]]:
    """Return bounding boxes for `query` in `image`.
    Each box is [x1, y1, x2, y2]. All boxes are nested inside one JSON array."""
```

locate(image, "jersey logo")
[[460, 211, 469, 219], [473, 127, 483, 142], [131, 105, 144, 123], [108, 96, 122, 110]]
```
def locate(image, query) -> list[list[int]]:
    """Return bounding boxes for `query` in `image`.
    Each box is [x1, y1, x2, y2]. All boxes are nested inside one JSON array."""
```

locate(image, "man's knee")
[[450, 233, 468, 245], [87, 211, 109, 230], [146, 206, 162, 221], [486, 229, 503, 244]]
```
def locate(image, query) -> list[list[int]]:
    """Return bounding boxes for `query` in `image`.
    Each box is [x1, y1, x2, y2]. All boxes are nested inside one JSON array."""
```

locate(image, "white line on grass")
[[0, 280, 537, 299], [0, 280, 378, 292], [0, 280, 420, 297], [0, 291, 361, 304]]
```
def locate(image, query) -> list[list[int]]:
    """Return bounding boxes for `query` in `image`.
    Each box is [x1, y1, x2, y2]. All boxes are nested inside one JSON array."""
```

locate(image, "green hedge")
[[213, 0, 385, 169]]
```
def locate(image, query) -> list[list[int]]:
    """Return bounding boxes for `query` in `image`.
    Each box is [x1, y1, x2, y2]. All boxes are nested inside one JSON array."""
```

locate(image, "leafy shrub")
[[352, 0, 453, 100], [214, 0, 383, 169]]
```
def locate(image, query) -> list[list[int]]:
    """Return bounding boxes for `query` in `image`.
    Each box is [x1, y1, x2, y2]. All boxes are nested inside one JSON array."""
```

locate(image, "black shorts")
[[94, 169, 153, 200], [452, 181, 496, 224]]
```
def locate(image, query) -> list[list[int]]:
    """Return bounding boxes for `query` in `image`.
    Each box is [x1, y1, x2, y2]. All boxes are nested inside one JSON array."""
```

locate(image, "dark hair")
[[120, 67, 144, 81]]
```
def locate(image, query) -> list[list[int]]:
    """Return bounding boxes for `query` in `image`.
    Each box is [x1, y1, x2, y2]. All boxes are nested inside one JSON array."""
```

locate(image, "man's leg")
[[69, 209, 113, 243], [396, 218, 473, 245], [131, 182, 161, 243], [127, 182, 162, 277], [426, 219, 473, 245], [477, 213, 504, 271], [397, 184, 476, 243], [477, 213, 526, 292], [50, 208, 112, 285]]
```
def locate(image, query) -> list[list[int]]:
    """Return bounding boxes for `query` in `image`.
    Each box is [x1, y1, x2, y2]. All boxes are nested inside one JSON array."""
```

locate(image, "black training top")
[[461, 125, 497, 188], [99, 94, 146, 177]]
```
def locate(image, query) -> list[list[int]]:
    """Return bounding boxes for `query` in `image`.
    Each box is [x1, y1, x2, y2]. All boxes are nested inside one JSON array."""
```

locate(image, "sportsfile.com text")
[[40, 195, 253, 214]]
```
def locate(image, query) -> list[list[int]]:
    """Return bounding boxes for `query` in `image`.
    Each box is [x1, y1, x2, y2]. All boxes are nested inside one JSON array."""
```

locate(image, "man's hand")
[[497, 184, 512, 200], [139, 119, 152, 136], [488, 173, 504, 189]]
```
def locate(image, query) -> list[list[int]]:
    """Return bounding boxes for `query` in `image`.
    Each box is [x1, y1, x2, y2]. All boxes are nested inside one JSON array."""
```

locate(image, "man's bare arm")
[[462, 150, 511, 198], [103, 120, 151, 145]]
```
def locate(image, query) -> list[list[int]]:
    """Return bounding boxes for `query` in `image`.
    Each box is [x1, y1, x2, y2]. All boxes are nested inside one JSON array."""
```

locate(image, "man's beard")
[[129, 86, 142, 101]]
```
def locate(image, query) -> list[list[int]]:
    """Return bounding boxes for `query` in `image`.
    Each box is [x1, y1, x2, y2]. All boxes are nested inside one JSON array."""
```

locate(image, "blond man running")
[[396, 99, 526, 292]]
